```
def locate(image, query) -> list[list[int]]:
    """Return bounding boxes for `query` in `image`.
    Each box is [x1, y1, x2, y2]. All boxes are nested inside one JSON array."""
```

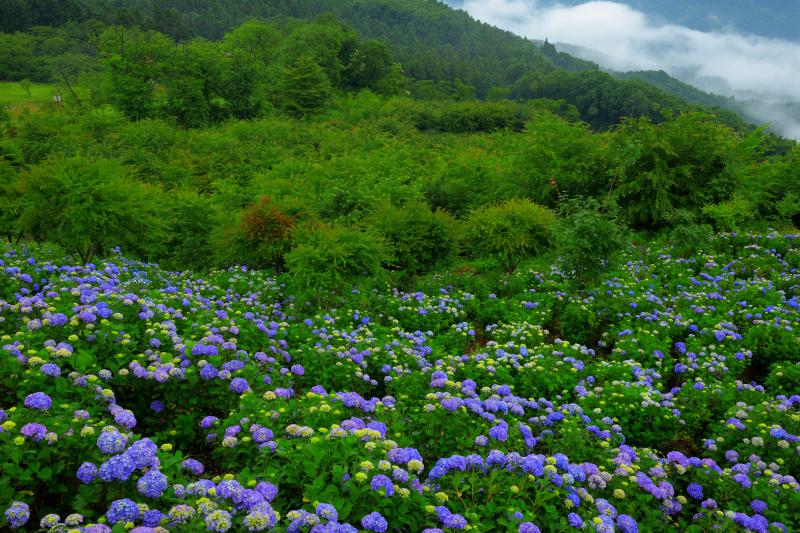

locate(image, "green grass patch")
[[0, 81, 57, 109]]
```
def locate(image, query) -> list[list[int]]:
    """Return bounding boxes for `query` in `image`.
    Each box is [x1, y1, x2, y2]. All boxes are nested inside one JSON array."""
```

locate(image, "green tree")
[[0, 166, 24, 243], [368, 201, 459, 274], [463, 198, 556, 272], [286, 223, 387, 306], [162, 189, 221, 271], [19, 78, 32, 96], [17, 156, 166, 263], [278, 53, 332, 116], [607, 113, 740, 228], [555, 197, 626, 287]]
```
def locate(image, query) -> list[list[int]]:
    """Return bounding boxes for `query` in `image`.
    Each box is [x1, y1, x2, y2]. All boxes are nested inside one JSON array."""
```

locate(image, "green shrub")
[[162, 189, 222, 271], [555, 197, 626, 287], [17, 155, 167, 263], [702, 194, 755, 232], [666, 209, 714, 257], [286, 223, 388, 306], [464, 199, 556, 272], [463, 198, 556, 272], [368, 201, 459, 274]]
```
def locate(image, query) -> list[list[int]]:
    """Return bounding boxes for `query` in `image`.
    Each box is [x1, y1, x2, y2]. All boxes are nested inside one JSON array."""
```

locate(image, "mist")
[[452, 0, 800, 138]]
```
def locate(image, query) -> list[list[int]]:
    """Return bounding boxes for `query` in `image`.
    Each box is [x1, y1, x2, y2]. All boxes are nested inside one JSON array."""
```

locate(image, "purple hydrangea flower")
[[20, 423, 48, 441]]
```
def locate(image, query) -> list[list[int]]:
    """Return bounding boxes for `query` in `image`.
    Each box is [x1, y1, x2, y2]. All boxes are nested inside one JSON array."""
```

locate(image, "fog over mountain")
[[444, 0, 800, 138]]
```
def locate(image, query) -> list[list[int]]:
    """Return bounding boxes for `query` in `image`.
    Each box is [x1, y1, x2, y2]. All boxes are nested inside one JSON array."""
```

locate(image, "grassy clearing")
[[0, 81, 58, 112]]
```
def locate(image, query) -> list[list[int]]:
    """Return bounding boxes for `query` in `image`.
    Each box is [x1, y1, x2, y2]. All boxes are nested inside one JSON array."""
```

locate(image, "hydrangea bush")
[[0, 232, 798, 532]]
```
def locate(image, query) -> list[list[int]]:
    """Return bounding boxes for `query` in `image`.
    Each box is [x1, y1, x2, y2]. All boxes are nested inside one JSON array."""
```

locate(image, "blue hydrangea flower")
[[24, 392, 52, 410], [106, 498, 139, 524], [230, 378, 250, 394], [361, 512, 388, 532], [316, 503, 338, 522], [77, 462, 98, 484], [97, 431, 128, 454], [99, 454, 135, 482], [687, 482, 703, 500], [41, 363, 61, 377], [370, 474, 395, 497], [617, 514, 638, 533], [141, 509, 163, 527], [20, 423, 48, 441], [568, 513, 584, 528], [181, 458, 204, 476], [137, 469, 168, 498], [4, 501, 29, 529], [40, 514, 60, 528]]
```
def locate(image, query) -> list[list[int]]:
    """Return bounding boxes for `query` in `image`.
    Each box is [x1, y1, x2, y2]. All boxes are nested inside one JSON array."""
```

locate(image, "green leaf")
[[74, 350, 95, 372]]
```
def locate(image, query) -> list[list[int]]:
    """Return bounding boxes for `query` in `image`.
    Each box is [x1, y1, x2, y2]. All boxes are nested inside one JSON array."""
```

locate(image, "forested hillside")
[[0, 0, 752, 130]]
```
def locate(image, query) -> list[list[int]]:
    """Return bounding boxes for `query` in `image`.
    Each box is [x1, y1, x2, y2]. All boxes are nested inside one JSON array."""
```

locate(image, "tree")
[[278, 53, 332, 116], [463, 199, 556, 272], [555, 197, 625, 287], [17, 156, 166, 263], [343, 39, 393, 90], [0, 166, 24, 243], [19, 78, 32, 96], [286, 223, 387, 306], [216, 196, 304, 271], [368, 201, 459, 274]]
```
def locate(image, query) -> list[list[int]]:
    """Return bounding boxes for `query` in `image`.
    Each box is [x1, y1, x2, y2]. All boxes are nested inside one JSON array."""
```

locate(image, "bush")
[[666, 209, 714, 257], [162, 189, 222, 271], [701, 194, 756, 232], [286, 223, 388, 306], [413, 101, 532, 133], [555, 197, 626, 287], [216, 196, 307, 271], [368, 201, 459, 274], [17, 156, 167, 263], [463, 199, 556, 272]]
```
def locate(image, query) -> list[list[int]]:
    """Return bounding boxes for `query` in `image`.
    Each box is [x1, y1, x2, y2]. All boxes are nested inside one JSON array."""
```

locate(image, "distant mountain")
[[445, 0, 800, 41]]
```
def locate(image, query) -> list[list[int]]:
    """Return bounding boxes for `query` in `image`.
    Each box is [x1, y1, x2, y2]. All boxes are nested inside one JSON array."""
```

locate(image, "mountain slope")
[[0, 0, 754, 130]]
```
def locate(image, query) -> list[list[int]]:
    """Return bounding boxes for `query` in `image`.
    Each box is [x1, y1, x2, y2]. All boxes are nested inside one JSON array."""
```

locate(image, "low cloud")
[[455, 0, 800, 138]]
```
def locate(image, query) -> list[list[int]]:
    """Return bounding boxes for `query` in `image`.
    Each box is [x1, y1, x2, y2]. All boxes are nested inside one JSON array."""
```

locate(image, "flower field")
[[1, 232, 799, 533]]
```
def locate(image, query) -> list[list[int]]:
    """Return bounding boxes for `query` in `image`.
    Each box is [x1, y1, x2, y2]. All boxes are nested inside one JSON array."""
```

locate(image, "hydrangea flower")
[[205, 510, 232, 532], [137, 469, 168, 498], [106, 498, 139, 524], [4, 502, 29, 529], [361, 512, 388, 532], [24, 392, 52, 410], [97, 431, 128, 454]]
